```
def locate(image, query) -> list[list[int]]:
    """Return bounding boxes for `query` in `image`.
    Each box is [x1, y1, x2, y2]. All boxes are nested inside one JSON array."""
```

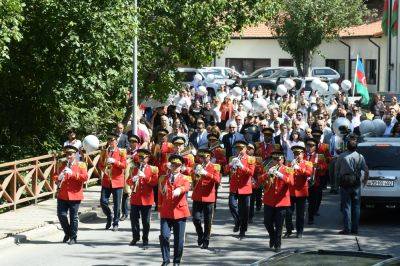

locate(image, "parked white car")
[[201, 67, 242, 79], [311, 67, 340, 83]]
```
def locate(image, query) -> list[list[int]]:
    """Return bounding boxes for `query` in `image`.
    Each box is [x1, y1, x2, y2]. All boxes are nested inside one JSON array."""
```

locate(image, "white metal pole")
[[132, 0, 138, 135], [353, 55, 359, 97]]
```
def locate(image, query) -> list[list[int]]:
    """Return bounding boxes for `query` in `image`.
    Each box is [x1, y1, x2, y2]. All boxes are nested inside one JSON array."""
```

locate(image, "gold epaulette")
[[213, 164, 221, 172], [151, 166, 159, 174], [305, 161, 313, 168], [255, 142, 262, 149], [78, 162, 87, 169], [186, 154, 195, 162], [255, 156, 263, 164], [119, 148, 127, 157], [183, 174, 192, 182], [285, 166, 294, 174], [159, 175, 166, 183], [247, 156, 255, 164]]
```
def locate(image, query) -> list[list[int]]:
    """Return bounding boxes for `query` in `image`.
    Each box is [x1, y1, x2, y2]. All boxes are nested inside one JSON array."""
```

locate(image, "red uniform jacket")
[[252, 156, 265, 189], [289, 160, 313, 197], [99, 148, 127, 189], [53, 161, 88, 201], [259, 165, 294, 207], [152, 142, 175, 176], [226, 154, 256, 195], [211, 147, 227, 170], [317, 143, 332, 164], [191, 163, 221, 203], [307, 152, 328, 188], [255, 142, 274, 161], [127, 164, 159, 206], [158, 173, 191, 219]]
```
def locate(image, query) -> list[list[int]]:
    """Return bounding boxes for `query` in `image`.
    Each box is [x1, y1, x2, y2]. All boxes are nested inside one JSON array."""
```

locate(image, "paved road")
[[3, 177, 400, 265]]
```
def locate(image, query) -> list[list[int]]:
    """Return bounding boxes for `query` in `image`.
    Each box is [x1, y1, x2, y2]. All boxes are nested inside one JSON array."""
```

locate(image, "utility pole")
[[132, 0, 138, 135]]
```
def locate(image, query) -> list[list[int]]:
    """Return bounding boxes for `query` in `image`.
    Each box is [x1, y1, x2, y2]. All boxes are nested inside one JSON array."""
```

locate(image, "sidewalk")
[[0, 186, 101, 241]]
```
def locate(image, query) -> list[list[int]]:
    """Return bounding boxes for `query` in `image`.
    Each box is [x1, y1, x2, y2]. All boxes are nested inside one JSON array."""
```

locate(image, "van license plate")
[[367, 180, 394, 187]]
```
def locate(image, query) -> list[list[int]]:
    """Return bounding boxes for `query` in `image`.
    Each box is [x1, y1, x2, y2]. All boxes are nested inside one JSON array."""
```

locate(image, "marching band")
[[52, 127, 340, 264]]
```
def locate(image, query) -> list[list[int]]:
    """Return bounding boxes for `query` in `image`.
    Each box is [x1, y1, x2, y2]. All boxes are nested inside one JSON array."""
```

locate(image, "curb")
[[0, 207, 99, 250]]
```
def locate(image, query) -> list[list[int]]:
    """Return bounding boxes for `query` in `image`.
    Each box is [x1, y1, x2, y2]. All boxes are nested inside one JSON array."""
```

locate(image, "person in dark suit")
[[189, 119, 209, 149], [222, 121, 245, 158], [115, 123, 130, 149]]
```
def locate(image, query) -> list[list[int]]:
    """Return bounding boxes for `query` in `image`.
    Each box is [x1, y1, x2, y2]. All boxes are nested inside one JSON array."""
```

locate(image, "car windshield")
[[268, 69, 293, 78], [199, 70, 224, 79], [357, 146, 400, 170], [248, 68, 268, 78], [314, 69, 337, 75]]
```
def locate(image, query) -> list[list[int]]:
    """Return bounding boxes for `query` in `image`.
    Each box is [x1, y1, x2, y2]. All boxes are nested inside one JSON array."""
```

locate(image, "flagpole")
[[353, 55, 359, 97]]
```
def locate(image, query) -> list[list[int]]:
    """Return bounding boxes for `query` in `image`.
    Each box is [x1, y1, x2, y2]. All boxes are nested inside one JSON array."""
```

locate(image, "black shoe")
[[68, 238, 77, 245], [351, 230, 358, 235], [338, 230, 350, 235], [269, 238, 275, 248], [105, 220, 112, 230], [201, 240, 209, 249], [296, 233, 303, 238], [62, 235, 70, 243], [233, 225, 239, 232], [143, 242, 149, 250], [238, 232, 245, 240], [197, 237, 204, 247], [173, 263, 180, 266], [283, 231, 292, 238], [274, 246, 281, 253], [130, 239, 139, 246], [112, 225, 119, 232], [120, 214, 128, 221], [161, 262, 169, 266]]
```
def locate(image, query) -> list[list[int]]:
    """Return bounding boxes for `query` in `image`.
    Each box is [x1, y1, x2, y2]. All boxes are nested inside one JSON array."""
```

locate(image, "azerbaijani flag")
[[392, 0, 398, 35], [354, 58, 370, 105], [383, 0, 390, 35]]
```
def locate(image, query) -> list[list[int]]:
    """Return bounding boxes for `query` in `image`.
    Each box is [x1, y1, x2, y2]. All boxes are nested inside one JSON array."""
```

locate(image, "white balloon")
[[359, 120, 375, 136], [372, 119, 386, 137], [242, 100, 253, 112], [329, 83, 340, 94], [231, 86, 242, 96], [206, 74, 215, 82], [311, 79, 323, 91], [82, 135, 100, 153], [284, 79, 296, 90], [318, 82, 329, 95], [310, 104, 318, 113], [276, 84, 288, 96], [193, 74, 203, 82], [197, 86, 207, 96], [253, 98, 268, 113], [332, 117, 351, 137], [341, 80, 352, 91]]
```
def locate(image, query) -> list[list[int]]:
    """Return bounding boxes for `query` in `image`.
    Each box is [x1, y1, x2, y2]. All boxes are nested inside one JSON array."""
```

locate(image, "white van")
[[358, 137, 400, 209]]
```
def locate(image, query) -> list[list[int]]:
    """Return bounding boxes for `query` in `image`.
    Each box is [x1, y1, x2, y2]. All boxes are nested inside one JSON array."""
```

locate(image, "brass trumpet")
[[132, 163, 145, 194]]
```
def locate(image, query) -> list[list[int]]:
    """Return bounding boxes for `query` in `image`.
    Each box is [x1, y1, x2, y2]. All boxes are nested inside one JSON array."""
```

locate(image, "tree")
[[269, 0, 370, 77], [0, 0, 24, 69]]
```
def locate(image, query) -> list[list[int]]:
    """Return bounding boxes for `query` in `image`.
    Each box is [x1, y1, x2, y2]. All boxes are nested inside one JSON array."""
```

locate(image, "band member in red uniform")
[[247, 143, 264, 223], [312, 129, 332, 191], [53, 145, 88, 245], [284, 144, 313, 238], [171, 136, 195, 176], [259, 147, 293, 252], [126, 149, 158, 249], [207, 133, 226, 209], [192, 148, 221, 249], [255, 127, 275, 161], [226, 140, 256, 239], [151, 129, 174, 211], [121, 134, 141, 221], [158, 155, 191, 265], [99, 132, 127, 231], [305, 138, 328, 225]]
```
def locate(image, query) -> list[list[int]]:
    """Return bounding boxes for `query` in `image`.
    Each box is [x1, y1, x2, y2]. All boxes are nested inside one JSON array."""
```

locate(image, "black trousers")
[[285, 196, 306, 234], [308, 186, 323, 221], [160, 218, 186, 264], [264, 205, 286, 248], [192, 201, 214, 241], [249, 187, 263, 220], [130, 205, 152, 243], [121, 192, 129, 216], [153, 185, 158, 209], [228, 193, 250, 234], [57, 199, 81, 239]]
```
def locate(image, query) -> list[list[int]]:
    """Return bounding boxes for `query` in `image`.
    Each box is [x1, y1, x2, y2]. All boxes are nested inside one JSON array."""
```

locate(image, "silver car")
[[311, 67, 340, 83], [358, 137, 400, 209]]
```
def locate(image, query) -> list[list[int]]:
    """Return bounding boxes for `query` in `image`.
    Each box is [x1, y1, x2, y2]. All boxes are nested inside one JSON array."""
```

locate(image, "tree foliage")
[[0, 0, 24, 68], [0, 0, 279, 162], [269, 0, 370, 76]]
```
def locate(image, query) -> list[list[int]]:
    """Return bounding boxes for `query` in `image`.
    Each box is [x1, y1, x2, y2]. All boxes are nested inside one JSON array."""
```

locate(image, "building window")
[[278, 59, 294, 67], [326, 59, 346, 79], [225, 58, 271, 75], [365, 59, 377, 85]]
